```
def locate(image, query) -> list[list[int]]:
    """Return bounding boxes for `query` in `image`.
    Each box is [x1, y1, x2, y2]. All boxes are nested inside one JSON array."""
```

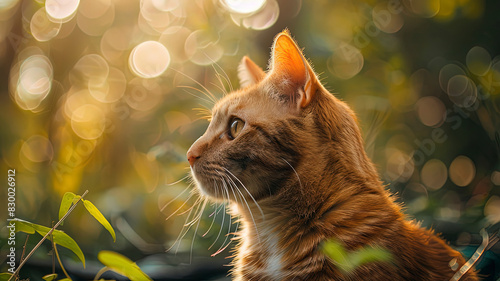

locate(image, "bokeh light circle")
[[129, 41, 171, 78], [401, 182, 429, 213], [410, 0, 440, 18], [0, 0, 17, 10], [100, 26, 131, 63], [222, 0, 266, 14], [152, 0, 180, 12], [373, 3, 404, 33], [20, 135, 54, 163], [159, 26, 191, 63], [421, 159, 447, 191], [140, 0, 172, 32], [31, 7, 62, 42], [14, 54, 54, 111], [492, 171, 500, 186], [184, 30, 223, 65], [77, 0, 115, 36], [416, 96, 446, 127], [439, 64, 465, 92], [385, 148, 414, 182], [484, 196, 500, 224], [466, 46, 491, 76], [231, 0, 279, 30], [71, 104, 106, 140], [78, 0, 112, 19], [70, 54, 109, 86], [447, 75, 477, 108], [125, 77, 162, 112], [449, 155, 476, 187], [89, 67, 127, 103], [45, 0, 80, 22], [328, 43, 364, 80]]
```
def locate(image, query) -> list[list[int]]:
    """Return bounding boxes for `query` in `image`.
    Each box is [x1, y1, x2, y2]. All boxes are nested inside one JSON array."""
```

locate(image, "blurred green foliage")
[[321, 239, 393, 274], [0, 0, 499, 279]]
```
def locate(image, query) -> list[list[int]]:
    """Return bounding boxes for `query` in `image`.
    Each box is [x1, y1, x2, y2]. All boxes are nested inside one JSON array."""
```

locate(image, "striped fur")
[[186, 30, 477, 280]]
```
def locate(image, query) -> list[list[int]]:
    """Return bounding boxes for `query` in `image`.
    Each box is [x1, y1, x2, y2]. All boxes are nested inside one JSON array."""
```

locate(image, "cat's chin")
[[191, 175, 226, 200], [192, 175, 252, 203]]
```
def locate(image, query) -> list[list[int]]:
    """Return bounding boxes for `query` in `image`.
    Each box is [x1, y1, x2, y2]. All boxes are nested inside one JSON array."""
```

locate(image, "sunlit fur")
[[186, 30, 477, 280]]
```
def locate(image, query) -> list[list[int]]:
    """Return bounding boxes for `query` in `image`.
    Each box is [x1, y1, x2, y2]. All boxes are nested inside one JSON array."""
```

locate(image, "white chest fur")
[[264, 235, 283, 278]]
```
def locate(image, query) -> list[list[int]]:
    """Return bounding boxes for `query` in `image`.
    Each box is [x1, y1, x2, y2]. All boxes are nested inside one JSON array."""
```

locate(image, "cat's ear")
[[270, 30, 319, 108], [238, 56, 266, 88]]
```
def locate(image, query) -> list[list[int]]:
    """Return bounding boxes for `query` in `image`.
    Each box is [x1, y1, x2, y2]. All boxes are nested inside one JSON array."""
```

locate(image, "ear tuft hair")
[[237, 56, 266, 88]]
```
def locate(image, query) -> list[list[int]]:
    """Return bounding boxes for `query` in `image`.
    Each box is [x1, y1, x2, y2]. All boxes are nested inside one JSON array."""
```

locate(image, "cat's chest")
[[239, 226, 285, 280], [261, 233, 283, 278]]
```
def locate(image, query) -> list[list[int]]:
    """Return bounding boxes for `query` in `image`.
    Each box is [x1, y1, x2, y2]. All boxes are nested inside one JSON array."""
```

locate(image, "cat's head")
[[187, 30, 370, 203]]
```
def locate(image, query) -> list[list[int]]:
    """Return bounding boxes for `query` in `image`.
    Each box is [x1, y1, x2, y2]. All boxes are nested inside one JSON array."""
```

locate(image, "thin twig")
[[15, 235, 29, 281], [51, 222, 55, 275], [93, 266, 110, 281], [20, 234, 29, 264], [8, 190, 89, 281], [53, 242, 71, 280]]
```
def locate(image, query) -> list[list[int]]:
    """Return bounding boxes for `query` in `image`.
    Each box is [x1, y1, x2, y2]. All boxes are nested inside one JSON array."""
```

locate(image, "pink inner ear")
[[272, 33, 307, 85]]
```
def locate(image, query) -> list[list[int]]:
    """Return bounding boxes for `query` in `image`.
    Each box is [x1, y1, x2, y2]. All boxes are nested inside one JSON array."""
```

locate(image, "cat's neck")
[[234, 165, 399, 245], [229, 124, 407, 279]]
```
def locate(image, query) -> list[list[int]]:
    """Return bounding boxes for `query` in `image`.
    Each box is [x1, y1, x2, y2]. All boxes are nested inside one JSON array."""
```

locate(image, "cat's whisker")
[[208, 203, 224, 218], [165, 174, 191, 186], [202, 202, 219, 237], [208, 54, 235, 93], [193, 107, 213, 121], [209, 81, 228, 96], [223, 167, 265, 219], [164, 190, 195, 221], [217, 71, 234, 93], [212, 175, 237, 256], [171, 68, 219, 104], [211, 69, 233, 95], [179, 86, 216, 105], [161, 182, 192, 212], [222, 172, 260, 242], [171, 195, 206, 254], [167, 194, 201, 253], [227, 173, 260, 234], [208, 177, 228, 251], [281, 158, 304, 196], [175, 193, 201, 217], [203, 179, 221, 237], [185, 195, 206, 227], [189, 198, 207, 264]]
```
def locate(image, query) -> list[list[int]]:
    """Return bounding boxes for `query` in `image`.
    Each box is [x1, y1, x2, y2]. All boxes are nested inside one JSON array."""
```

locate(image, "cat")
[[186, 30, 478, 281]]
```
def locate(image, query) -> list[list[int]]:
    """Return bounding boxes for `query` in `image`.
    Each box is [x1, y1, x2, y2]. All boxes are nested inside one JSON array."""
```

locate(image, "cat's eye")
[[229, 118, 245, 139]]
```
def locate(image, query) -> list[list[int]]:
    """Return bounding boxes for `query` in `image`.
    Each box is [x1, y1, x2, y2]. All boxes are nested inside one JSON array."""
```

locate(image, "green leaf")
[[352, 246, 393, 267], [321, 238, 393, 273], [0, 273, 13, 281], [58, 279, 72, 281], [321, 239, 355, 272], [59, 192, 78, 224], [13, 219, 35, 234], [98, 251, 152, 281], [42, 273, 58, 281], [12, 219, 85, 268], [83, 200, 116, 242]]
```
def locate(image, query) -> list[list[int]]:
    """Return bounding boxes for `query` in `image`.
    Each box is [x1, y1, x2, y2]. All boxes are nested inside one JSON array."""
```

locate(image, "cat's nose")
[[187, 136, 207, 166], [187, 147, 201, 166]]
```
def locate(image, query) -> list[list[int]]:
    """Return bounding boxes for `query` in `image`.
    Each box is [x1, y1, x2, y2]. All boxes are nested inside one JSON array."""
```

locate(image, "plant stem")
[[8, 190, 89, 281], [53, 242, 71, 280], [20, 234, 29, 264], [51, 223, 55, 275], [93, 266, 110, 281]]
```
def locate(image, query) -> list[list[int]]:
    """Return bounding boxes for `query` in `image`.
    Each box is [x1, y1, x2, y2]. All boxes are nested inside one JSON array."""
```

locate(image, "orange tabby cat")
[[186, 30, 477, 280]]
